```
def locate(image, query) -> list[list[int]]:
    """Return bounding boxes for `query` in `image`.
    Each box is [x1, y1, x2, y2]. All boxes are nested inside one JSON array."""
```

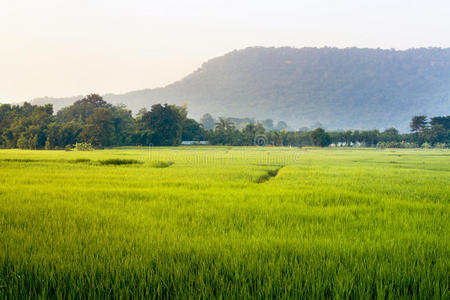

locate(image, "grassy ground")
[[0, 147, 448, 299]]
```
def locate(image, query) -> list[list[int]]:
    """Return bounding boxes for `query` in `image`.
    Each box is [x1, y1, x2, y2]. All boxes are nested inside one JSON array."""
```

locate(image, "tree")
[[136, 108, 148, 120], [200, 113, 216, 130], [352, 130, 361, 145], [182, 118, 204, 141], [343, 130, 353, 146], [215, 118, 234, 132], [310, 128, 331, 147], [60, 122, 82, 147], [410, 116, 428, 133], [425, 124, 448, 145], [242, 123, 265, 145], [3, 103, 54, 149], [17, 126, 40, 150], [138, 104, 184, 146], [111, 104, 135, 146], [56, 94, 111, 123], [274, 121, 288, 131], [360, 130, 379, 147], [212, 118, 237, 145], [260, 119, 274, 131], [379, 128, 400, 143], [45, 123, 62, 149], [277, 130, 290, 146], [430, 116, 450, 130], [79, 108, 114, 147]]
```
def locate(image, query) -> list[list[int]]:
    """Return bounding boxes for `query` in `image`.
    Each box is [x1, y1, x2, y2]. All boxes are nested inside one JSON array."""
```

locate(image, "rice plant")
[[0, 147, 448, 298]]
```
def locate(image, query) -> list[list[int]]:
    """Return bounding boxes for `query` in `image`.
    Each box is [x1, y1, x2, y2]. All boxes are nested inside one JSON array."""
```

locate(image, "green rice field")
[[0, 147, 448, 298]]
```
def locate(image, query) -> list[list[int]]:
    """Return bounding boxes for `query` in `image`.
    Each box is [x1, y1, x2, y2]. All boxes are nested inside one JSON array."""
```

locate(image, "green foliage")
[[0, 103, 53, 149], [421, 142, 432, 149], [1, 101, 448, 150], [75, 142, 93, 151], [310, 128, 331, 147], [150, 160, 174, 168], [136, 104, 185, 146], [215, 117, 235, 132], [0, 97, 202, 149], [410, 115, 428, 133], [205, 115, 449, 147], [210, 117, 240, 145], [98, 158, 141, 165], [182, 118, 205, 141], [242, 123, 265, 145], [71, 158, 91, 163], [434, 143, 448, 149], [56, 94, 111, 123], [0, 147, 448, 298], [79, 107, 114, 147], [379, 128, 401, 143], [430, 116, 450, 129], [376, 141, 418, 148]]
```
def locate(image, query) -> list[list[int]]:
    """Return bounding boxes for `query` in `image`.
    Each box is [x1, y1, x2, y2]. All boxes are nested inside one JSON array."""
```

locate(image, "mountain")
[[32, 47, 450, 131]]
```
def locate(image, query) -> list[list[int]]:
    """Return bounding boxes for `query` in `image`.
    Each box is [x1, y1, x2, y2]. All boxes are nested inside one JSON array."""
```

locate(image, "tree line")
[[0, 94, 448, 149], [0, 95, 204, 149]]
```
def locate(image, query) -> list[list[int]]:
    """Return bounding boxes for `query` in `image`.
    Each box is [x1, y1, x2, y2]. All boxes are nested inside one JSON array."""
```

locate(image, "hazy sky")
[[1, 0, 449, 102]]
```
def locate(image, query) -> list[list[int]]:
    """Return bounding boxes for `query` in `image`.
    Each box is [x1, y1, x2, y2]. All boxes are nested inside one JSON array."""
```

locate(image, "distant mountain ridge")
[[31, 47, 450, 131]]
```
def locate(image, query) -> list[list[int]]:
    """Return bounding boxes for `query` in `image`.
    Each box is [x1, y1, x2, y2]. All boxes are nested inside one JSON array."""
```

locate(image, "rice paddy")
[[0, 147, 448, 298]]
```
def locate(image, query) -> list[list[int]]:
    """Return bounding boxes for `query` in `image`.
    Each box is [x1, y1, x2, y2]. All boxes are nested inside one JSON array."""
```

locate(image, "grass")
[[98, 158, 141, 165], [70, 158, 91, 164], [0, 147, 448, 298], [150, 160, 174, 168]]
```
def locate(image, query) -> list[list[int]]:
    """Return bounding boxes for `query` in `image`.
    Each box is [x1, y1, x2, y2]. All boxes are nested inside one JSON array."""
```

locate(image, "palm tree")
[[225, 119, 235, 131], [410, 115, 428, 133], [215, 117, 234, 132]]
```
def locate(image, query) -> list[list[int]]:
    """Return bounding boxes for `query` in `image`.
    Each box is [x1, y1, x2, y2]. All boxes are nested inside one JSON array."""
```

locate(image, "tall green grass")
[[0, 147, 448, 298]]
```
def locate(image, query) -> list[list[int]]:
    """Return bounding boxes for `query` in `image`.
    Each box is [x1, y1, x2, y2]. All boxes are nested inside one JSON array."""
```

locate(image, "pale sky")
[[0, 0, 449, 102]]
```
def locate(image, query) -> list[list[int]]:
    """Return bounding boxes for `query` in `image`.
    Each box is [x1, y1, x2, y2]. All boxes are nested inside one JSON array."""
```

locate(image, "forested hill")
[[32, 47, 450, 131]]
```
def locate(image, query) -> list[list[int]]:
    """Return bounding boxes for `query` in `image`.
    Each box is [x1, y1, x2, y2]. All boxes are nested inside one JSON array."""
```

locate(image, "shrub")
[[98, 159, 141, 165], [377, 141, 418, 148], [75, 142, 93, 151], [434, 143, 447, 149], [151, 161, 174, 168]]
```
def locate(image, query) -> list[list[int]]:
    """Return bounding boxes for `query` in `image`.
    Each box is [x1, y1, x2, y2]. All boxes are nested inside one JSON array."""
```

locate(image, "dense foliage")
[[1, 95, 448, 149], [0, 95, 204, 149], [32, 47, 450, 131], [202, 114, 449, 147]]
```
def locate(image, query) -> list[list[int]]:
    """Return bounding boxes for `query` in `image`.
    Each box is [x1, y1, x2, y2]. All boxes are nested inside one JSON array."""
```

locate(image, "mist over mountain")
[[31, 47, 450, 131]]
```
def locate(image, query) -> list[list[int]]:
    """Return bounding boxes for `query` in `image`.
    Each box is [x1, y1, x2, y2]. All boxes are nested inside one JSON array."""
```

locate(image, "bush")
[[98, 159, 141, 165], [75, 142, 93, 151], [377, 141, 418, 148], [434, 143, 447, 149], [403, 142, 418, 148], [151, 161, 174, 168], [421, 142, 432, 149]]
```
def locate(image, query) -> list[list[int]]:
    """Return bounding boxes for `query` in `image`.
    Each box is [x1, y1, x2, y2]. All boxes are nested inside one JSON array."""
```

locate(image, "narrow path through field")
[[256, 166, 283, 183]]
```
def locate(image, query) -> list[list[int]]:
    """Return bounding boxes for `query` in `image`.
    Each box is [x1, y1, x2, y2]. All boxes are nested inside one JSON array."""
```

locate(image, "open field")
[[0, 147, 449, 298]]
